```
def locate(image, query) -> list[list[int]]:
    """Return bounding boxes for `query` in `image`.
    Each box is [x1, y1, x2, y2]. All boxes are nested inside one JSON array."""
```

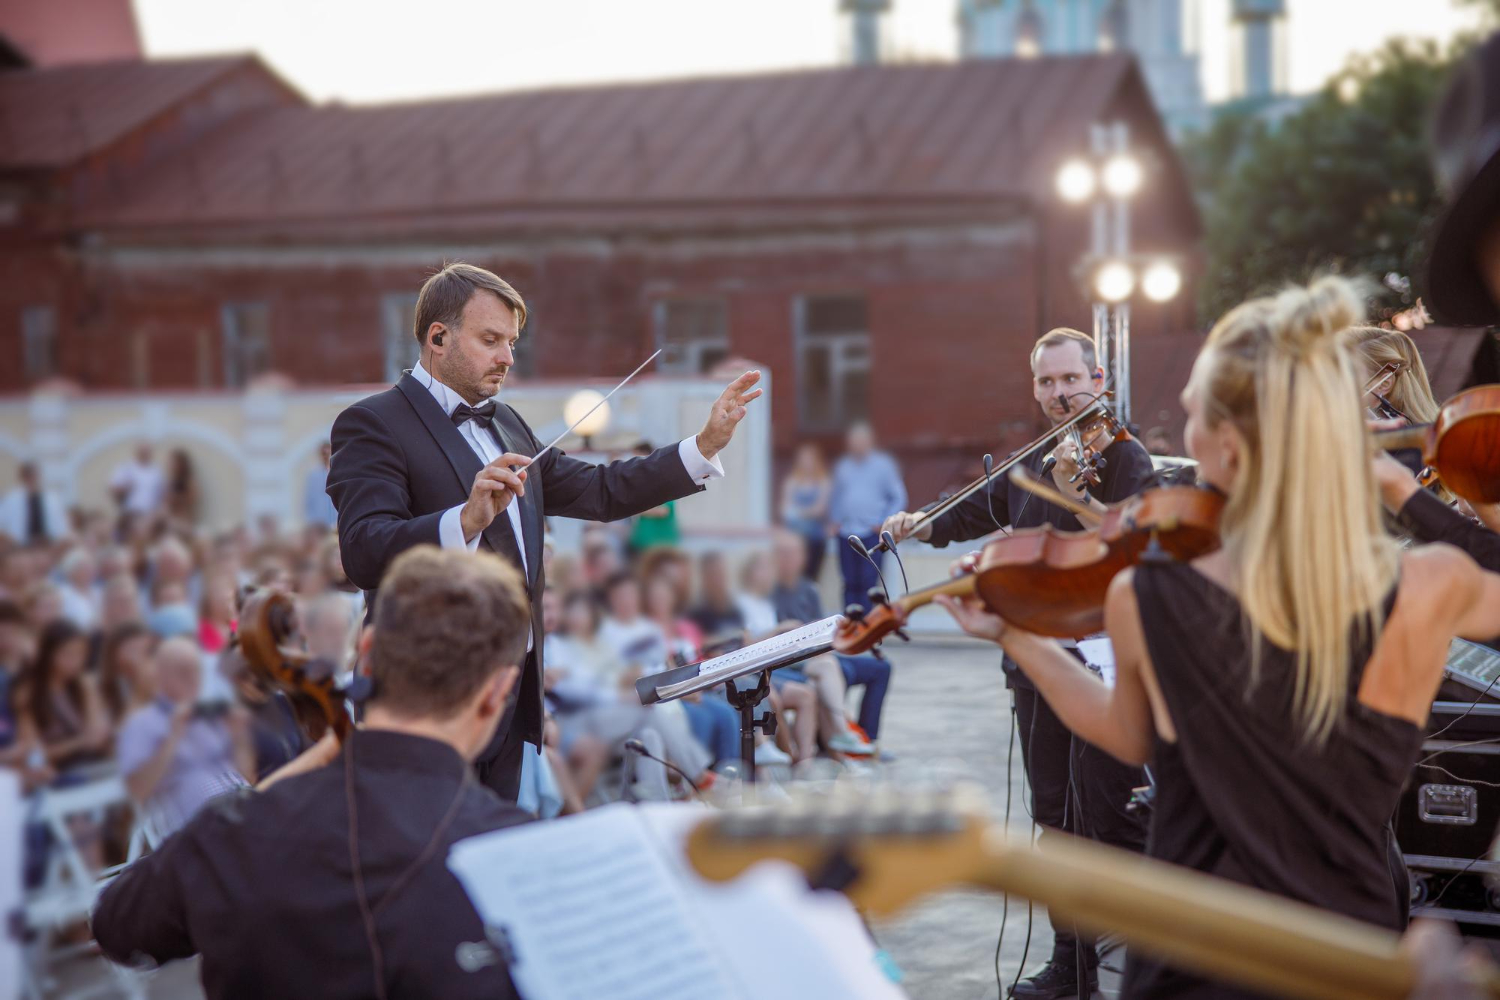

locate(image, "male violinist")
[[882, 327, 1155, 1000], [94, 547, 532, 1000]]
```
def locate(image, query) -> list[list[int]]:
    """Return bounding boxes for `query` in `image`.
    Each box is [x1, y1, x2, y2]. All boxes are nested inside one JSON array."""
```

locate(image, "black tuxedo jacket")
[[327, 373, 705, 744]]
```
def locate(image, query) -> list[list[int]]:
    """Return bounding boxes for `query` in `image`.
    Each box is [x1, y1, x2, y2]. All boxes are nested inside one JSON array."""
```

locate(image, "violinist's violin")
[[833, 483, 1224, 651], [877, 390, 1120, 552], [236, 588, 353, 742], [1052, 406, 1132, 488], [1375, 384, 1500, 503]]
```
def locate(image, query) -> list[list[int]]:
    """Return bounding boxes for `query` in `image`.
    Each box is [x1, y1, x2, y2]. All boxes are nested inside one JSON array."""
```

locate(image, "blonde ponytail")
[[1199, 277, 1398, 743]]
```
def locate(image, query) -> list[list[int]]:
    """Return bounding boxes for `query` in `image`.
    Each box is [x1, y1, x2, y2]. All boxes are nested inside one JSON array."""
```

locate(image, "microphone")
[[623, 739, 706, 801], [879, 530, 909, 594], [1040, 453, 1058, 476], [846, 533, 892, 602], [847, 533, 873, 560]]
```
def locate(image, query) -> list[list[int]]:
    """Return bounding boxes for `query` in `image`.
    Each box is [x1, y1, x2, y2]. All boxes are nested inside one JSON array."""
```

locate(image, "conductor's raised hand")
[[696, 370, 764, 460], [460, 452, 531, 542]]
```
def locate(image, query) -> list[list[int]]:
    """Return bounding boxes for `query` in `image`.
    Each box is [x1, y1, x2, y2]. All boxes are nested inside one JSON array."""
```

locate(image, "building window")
[[654, 298, 729, 375], [221, 302, 271, 388], [795, 295, 870, 430], [382, 293, 419, 383], [21, 305, 56, 381]]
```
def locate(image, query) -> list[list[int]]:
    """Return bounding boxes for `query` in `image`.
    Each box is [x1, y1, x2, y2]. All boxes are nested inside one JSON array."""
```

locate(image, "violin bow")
[[1362, 362, 1416, 423], [883, 388, 1115, 550], [1007, 466, 1103, 527]]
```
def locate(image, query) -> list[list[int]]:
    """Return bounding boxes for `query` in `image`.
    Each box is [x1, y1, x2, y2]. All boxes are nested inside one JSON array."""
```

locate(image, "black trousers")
[[1014, 680, 1147, 968], [474, 698, 528, 803]]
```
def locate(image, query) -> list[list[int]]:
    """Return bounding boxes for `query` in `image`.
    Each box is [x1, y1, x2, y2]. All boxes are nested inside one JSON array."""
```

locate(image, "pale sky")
[[134, 0, 1487, 106]]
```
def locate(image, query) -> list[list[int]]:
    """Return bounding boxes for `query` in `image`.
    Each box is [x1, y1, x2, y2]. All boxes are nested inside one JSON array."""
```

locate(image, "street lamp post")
[[1054, 122, 1181, 427]]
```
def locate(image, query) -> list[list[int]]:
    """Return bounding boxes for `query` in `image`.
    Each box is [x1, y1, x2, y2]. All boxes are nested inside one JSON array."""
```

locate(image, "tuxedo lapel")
[[492, 406, 543, 588], [396, 374, 481, 494]]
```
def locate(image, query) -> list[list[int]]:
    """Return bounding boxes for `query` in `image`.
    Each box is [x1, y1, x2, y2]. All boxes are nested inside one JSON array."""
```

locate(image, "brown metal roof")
[[73, 54, 1150, 237], [0, 55, 258, 168]]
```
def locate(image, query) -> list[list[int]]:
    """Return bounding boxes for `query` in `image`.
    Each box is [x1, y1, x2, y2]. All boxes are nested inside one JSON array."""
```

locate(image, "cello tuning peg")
[[867, 588, 890, 607], [843, 603, 866, 622], [895, 628, 911, 643]]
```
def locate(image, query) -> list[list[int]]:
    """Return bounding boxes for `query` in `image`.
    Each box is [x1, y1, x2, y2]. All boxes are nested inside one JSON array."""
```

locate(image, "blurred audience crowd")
[[2, 427, 904, 898]]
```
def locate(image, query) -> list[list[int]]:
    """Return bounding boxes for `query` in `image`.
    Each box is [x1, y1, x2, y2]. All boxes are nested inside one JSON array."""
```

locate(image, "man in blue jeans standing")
[[828, 422, 907, 613], [770, 529, 891, 744]]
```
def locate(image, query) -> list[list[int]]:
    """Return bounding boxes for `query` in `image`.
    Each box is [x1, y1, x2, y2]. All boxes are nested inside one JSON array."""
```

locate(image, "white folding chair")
[[20, 773, 147, 1000]]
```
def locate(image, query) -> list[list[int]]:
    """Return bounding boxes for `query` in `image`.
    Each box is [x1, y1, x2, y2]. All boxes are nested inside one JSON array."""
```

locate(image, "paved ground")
[[869, 637, 1065, 1000], [46, 638, 1095, 1000]]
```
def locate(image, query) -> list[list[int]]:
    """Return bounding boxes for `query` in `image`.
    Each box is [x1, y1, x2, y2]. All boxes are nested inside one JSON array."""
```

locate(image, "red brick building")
[[0, 36, 1201, 497]]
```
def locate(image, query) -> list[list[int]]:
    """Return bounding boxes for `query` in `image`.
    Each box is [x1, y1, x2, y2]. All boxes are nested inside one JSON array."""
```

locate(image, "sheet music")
[[447, 804, 739, 1000], [447, 803, 906, 1000], [1078, 637, 1116, 688], [637, 805, 907, 1000], [656, 615, 841, 701]]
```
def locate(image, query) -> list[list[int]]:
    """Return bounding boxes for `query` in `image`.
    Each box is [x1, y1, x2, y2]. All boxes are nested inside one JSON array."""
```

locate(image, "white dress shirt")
[[109, 461, 166, 516], [411, 361, 725, 645]]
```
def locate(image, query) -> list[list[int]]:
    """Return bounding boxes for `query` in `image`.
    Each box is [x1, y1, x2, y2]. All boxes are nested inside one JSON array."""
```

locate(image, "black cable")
[[623, 738, 707, 801], [879, 530, 909, 595], [1414, 735, 1500, 769], [344, 737, 388, 1000], [982, 454, 1009, 536], [1008, 691, 1040, 995], [846, 534, 892, 600], [1422, 852, 1489, 910], [1425, 674, 1500, 742], [994, 698, 1018, 999], [1416, 762, 1500, 789]]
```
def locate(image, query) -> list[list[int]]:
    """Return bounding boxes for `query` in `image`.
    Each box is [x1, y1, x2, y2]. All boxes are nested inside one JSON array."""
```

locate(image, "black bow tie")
[[451, 401, 497, 430]]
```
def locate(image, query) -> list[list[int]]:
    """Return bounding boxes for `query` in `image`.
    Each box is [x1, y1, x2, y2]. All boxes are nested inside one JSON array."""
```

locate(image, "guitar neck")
[[980, 833, 1420, 1000], [690, 808, 1500, 1000]]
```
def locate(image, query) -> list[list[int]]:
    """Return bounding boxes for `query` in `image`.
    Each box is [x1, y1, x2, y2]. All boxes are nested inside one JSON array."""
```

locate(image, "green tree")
[[1185, 39, 1460, 323]]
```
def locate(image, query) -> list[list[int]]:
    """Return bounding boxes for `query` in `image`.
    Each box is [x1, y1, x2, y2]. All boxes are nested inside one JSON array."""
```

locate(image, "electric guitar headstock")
[[686, 781, 994, 918]]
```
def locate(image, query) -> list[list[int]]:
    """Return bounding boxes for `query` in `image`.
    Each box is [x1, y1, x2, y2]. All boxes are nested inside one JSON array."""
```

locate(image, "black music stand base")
[[724, 669, 775, 785]]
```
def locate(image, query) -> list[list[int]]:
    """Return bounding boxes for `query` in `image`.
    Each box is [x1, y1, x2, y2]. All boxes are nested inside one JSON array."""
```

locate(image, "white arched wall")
[[0, 375, 771, 536]]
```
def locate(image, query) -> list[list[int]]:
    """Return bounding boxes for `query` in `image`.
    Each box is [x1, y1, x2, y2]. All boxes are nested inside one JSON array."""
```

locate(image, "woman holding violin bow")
[[880, 326, 1159, 1000], [1355, 325, 1500, 570], [928, 277, 1500, 997]]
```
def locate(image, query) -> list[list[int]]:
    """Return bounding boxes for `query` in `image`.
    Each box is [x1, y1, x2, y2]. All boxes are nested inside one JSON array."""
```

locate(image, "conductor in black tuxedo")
[[328, 261, 762, 801]]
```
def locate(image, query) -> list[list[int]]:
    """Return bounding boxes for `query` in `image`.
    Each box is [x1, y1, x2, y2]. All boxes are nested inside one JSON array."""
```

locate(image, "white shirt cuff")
[[439, 504, 482, 552], [678, 437, 725, 484]]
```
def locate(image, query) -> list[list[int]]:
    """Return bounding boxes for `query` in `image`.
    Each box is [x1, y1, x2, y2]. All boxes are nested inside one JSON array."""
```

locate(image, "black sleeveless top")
[[1125, 561, 1421, 998]]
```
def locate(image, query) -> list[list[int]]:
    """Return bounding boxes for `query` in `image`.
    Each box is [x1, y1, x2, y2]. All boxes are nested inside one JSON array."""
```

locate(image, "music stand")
[[635, 617, 840, 782]]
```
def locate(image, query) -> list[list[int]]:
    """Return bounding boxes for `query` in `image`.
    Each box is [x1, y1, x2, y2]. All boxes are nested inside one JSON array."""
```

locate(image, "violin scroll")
[[236, 588, 352, 742], [832, 601, 910, 656]]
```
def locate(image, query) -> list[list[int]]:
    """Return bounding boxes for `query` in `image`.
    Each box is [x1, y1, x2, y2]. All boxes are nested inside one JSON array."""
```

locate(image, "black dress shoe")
[[1009, 959, 1099, 999]]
